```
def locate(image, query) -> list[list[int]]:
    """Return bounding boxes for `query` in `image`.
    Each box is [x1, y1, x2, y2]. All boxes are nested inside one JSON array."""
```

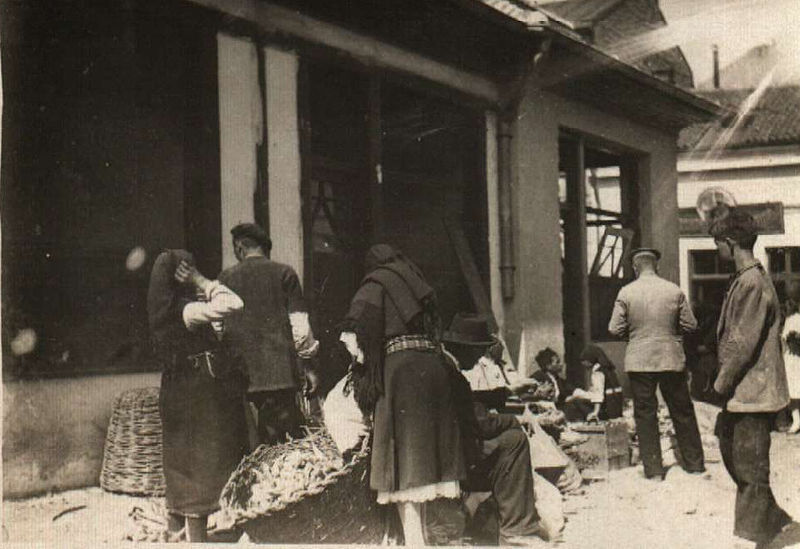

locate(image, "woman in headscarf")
[[147, 250, 248, 542], [578, 344, 624, 421], [339, 244, 465, 546]]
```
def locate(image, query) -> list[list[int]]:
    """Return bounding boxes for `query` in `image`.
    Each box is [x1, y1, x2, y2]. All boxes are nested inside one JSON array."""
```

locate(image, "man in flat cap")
[[608, 247, 704, 480], [710, 210, 792, 546], [219, 223, 319, 448]]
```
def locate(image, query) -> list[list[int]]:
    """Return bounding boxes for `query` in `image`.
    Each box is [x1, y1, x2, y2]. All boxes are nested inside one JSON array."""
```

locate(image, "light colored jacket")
[[715, 262, 789, 412], [608, 272, 697, 372]]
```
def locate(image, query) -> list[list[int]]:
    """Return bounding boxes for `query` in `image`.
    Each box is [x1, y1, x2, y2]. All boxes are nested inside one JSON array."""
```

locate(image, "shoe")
[[788, 422, 800, 434], [499, 534, 549, 547], [684, 466, 707, 474]]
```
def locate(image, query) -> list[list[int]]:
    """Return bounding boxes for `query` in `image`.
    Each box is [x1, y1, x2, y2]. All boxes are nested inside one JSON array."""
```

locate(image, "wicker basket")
[[220, 428, 383, 544], [100, 387, 166, 497]]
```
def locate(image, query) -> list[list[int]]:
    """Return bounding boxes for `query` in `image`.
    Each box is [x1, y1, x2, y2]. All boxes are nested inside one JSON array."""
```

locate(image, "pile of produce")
[[218, 427, 383, 544], [220, 428, 346, 519]]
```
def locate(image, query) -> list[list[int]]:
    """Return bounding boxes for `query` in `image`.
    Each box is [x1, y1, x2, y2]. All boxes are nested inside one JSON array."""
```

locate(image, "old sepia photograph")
[[1, 0, 799, 546]]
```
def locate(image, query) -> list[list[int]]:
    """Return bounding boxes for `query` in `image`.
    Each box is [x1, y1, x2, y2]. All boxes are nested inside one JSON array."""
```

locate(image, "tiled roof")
[[541, 0, 625, 28], [678, 86, 800, 150]]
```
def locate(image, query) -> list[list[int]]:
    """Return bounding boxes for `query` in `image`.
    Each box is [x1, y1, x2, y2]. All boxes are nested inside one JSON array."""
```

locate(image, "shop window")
[[767, 247, 800, 304], [689, 250, 733, 311]]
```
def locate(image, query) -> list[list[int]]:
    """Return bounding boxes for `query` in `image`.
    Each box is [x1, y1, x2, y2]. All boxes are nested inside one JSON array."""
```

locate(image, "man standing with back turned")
[[219, 223, 319, 447], [608, 247, 705, 480], [710, 210, 792, 547]]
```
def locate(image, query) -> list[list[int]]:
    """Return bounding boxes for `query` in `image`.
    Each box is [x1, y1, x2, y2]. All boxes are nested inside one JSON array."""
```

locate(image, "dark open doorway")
[[559, 132, 641, 383], [300, 62, 488, 393]]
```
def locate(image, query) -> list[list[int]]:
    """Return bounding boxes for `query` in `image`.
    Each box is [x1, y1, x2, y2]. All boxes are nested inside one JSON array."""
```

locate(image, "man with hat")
[[218, 222, 319, 448], [442, 313, 552, 546], [710, 209, 793, 546], [608, 247, 704, 480]]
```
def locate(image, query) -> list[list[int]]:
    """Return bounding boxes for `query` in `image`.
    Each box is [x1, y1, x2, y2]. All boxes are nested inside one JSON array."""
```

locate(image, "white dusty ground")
[[4, 403, 800, 548]]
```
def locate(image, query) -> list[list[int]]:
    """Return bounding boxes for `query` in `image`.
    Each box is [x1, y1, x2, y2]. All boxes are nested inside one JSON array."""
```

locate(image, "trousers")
[[628, 371, 705, 477], [467, 427, 540, 539], [247, 388, 305, 446], [716, 411, 791, 543]]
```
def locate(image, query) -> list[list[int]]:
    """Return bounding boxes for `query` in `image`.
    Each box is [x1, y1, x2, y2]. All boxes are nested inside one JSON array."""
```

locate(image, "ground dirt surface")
[[4, 402, 800, 548]]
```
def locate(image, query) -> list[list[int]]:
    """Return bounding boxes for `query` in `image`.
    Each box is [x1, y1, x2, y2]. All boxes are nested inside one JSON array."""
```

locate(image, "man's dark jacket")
[[219, 256, 305, 392]]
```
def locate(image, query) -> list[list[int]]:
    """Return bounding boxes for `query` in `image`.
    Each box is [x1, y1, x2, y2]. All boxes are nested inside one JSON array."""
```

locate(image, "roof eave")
[[543, 24, 724, 122]]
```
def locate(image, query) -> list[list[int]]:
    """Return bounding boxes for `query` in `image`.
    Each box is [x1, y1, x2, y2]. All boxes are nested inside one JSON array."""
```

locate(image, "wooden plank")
[[185, 0, 502, 104], [443, 216, 498, 333]]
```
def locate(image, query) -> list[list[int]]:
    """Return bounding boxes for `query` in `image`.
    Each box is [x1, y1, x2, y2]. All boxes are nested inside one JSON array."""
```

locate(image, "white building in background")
[[677, 86, 800, 310]]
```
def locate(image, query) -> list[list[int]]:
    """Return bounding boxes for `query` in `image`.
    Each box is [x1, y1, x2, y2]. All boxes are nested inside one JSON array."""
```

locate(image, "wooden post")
[[562, 136, 590, 384], [620, 157, 640, 280]]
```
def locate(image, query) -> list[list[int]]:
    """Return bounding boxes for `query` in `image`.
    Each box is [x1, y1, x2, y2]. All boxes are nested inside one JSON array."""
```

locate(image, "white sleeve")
[[289, 311, 319, 359], [182, 280, 243, 330], [339, 331, 364, 364], [588, 369, 605, 404]]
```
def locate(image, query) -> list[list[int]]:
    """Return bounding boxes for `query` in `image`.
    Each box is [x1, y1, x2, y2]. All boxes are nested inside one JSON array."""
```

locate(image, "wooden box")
[[569, 419, 631, 478]]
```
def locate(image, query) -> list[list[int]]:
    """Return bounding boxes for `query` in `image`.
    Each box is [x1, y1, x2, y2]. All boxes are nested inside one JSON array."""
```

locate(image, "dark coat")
[[716, 262, 790, 412], [219, 256, 305, 392]]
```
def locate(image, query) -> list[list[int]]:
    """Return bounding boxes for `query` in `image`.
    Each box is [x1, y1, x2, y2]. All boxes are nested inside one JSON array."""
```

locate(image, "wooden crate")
[[569, 419, 631, 478]]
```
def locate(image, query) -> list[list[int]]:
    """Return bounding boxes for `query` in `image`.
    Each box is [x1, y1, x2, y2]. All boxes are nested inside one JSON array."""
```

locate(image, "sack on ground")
[[533, 471, 565, 539], [322, 374, 369, 454], [523, 407, 569, 470]]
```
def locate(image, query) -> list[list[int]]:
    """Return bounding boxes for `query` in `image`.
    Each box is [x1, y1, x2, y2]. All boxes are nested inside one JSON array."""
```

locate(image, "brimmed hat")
[[231, 223, 272, 252], [631, 247, 661, 261], [443, 313, 496, 347]]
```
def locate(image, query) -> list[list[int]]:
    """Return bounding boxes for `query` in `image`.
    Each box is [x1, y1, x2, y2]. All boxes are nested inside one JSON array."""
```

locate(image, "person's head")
[[631, 248, 660, 277], [534, 347, 562, 375], [147, 249, 196, 339], [364, 243, 402, 273], [442, 313, 496, 370], [579, 343, 615, 372], [231, 223, 271, 262], [709, 209, 757, 261]]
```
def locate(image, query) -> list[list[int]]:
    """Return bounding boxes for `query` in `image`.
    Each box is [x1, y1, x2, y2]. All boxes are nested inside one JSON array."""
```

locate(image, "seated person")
[[531, 348, 593, 419], [576, 344, 624, 422], [442, 313, 552, 546], [445, 317, 537, 412]]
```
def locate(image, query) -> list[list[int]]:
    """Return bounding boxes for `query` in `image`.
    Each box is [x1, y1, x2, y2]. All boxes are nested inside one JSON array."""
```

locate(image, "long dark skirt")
[[370, 349, 466, 493], [159, 365, 248, 517]]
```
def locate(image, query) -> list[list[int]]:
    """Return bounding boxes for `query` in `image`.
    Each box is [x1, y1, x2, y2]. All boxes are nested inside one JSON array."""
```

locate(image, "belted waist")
[[384, 335, 436, 356], [163, 350, 233, 379]]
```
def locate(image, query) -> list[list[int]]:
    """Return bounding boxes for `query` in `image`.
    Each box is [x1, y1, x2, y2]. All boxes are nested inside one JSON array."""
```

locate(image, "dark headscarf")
[[344, 244, 441, 414], [362, 244, 435, 325], [579, 344, 616, 372], [147, 249, 196, 351]]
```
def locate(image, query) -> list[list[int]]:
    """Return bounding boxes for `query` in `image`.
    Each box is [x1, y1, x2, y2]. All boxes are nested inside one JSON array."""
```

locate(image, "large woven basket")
[[220, 428, 383, 545], [100, 387, 166, 497]]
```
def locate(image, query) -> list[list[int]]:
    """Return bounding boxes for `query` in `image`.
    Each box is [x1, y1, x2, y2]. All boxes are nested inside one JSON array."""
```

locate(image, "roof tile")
[[678, 86, 800, 150]]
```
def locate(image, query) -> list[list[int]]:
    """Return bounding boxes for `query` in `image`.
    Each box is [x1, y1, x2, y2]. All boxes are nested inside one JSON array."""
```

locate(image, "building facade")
[[677, 86, 800, 313], [1, 0, 717, 496]]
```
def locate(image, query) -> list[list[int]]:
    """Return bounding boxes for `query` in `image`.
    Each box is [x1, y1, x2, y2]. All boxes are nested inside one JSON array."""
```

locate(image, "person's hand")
[[536, 400, 557, 411], [586, 411, 599, 423], [174, 260, 207, 288], [304, 368, 320, 396], [509, 378, 538, 394]]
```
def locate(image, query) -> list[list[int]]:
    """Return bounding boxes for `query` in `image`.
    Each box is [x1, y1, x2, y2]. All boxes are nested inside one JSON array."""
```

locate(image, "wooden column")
[[562, 136, 590, 384], [265, 47, 303, 278], [217, 32, 260, 270], [619, 157, 641, 280]]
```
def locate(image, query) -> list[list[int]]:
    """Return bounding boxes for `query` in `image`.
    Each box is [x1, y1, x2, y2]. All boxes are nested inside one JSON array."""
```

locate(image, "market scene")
[[2, 0, 800, 547]]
